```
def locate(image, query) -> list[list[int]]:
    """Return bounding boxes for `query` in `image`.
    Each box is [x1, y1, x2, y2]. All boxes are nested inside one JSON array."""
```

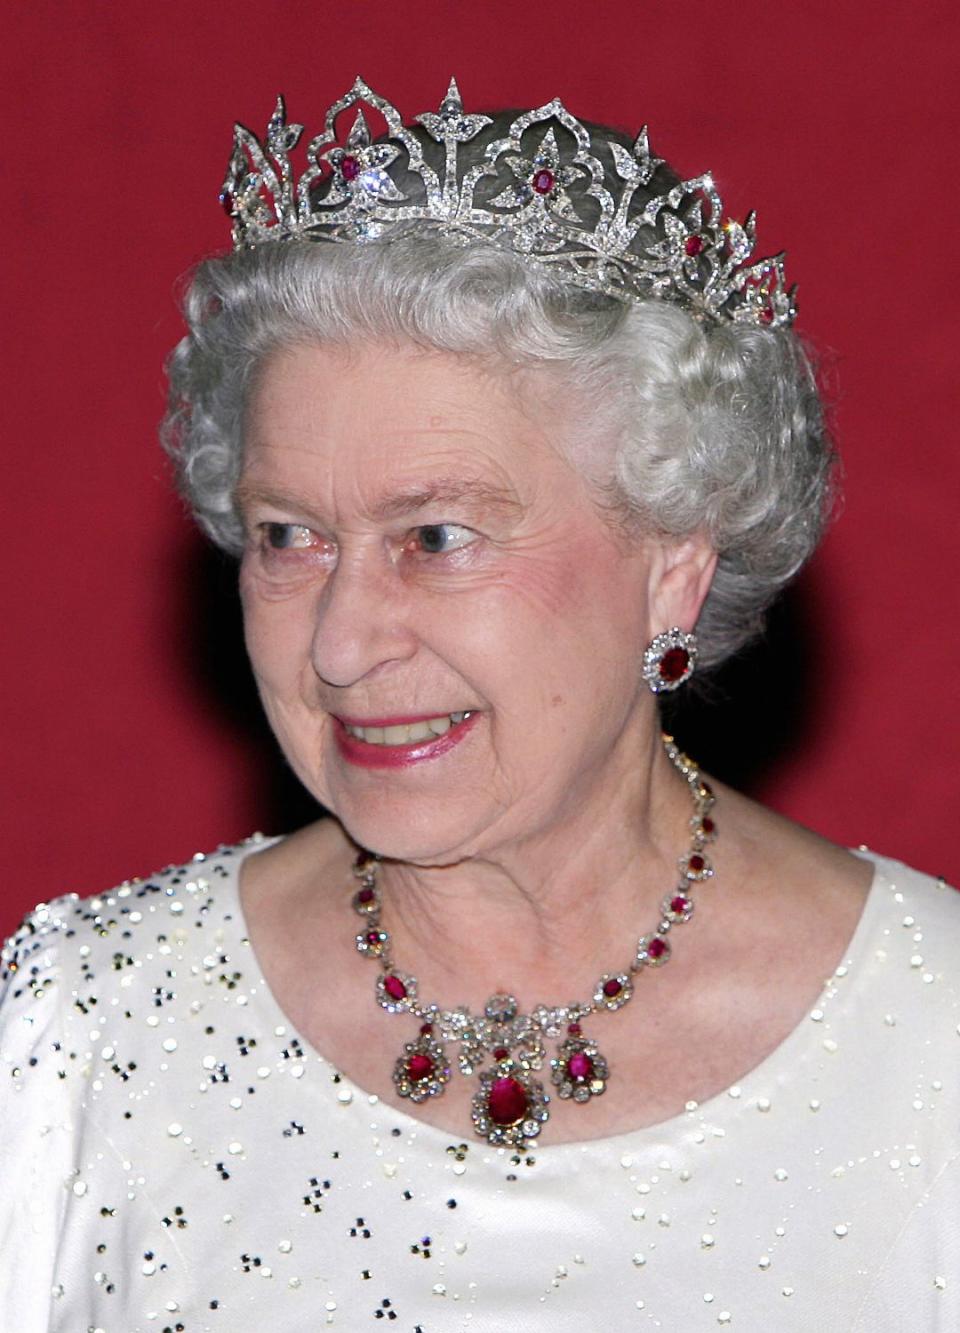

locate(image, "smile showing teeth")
[[343, 712, 474, 746]]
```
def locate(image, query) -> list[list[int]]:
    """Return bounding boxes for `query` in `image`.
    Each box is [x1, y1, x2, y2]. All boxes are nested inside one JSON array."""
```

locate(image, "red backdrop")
[[3, 1, 958, 934]]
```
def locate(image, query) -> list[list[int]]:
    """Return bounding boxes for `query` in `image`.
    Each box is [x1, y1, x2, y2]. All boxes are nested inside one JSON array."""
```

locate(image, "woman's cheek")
[[484, 538, 608, 622], [242, 586, 314, 690]]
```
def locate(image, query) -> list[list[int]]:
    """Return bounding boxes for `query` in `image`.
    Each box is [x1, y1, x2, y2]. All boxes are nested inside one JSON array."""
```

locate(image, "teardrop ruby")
[[384, 975, 407, 1001], [407, 1053, 434, 1082], [488, 1076, 529, 1126], [567, 1051, 594, 1081]]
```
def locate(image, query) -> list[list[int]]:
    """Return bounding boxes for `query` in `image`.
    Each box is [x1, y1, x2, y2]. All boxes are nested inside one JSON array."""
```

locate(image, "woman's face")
[[238, 340, 678, 863]]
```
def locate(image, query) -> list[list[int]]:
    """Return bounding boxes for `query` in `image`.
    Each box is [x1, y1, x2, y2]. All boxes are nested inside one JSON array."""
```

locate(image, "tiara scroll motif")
[[220, 78, 797, 329]]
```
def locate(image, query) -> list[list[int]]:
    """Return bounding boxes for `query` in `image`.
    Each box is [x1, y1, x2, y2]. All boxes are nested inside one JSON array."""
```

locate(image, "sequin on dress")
[[2, 837, 958, 1330]]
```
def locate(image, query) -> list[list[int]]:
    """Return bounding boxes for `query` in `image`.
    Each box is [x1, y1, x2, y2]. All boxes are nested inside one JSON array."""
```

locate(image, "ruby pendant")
[[470, 1062, 549, 1147], [392, 1028, 451, 1104], [550, 1031, 609, 1103]]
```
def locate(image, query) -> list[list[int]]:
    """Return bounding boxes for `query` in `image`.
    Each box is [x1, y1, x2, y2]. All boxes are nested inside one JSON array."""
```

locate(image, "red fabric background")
[[3, 1, 958, 934]]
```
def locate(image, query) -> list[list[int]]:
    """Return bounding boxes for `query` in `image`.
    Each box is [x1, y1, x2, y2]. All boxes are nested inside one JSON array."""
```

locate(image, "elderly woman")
[[2, 79, 957, 1330]]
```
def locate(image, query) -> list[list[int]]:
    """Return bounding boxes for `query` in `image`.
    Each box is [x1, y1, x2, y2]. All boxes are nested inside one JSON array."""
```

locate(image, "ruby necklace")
[[353, 733, 716, 1149]]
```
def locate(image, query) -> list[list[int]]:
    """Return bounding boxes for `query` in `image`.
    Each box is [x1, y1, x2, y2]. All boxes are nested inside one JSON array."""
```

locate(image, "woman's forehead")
[[243, 342, 580, 510], [251, 338, 530, 426]]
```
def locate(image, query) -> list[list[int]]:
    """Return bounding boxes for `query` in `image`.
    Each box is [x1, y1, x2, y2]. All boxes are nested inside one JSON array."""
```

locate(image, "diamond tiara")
[[220, 77, 797, 329]]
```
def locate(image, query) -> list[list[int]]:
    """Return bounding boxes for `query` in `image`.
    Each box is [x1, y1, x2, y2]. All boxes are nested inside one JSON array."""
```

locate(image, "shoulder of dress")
[[1, 836, 270, 1005], [860, 850, 958, 916], [855, 851, 960, 1004], [0, 836, 275, 1095]]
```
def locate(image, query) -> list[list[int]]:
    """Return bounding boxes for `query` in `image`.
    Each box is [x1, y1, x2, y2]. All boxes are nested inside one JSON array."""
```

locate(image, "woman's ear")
[[647, 532, 718, 637]]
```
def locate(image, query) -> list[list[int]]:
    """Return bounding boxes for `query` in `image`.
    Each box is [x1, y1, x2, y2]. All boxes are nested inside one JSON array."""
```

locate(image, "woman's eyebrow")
[[233, 481, 316, 516], [369, 478, 524, 521], [233, 477, 525, 522]]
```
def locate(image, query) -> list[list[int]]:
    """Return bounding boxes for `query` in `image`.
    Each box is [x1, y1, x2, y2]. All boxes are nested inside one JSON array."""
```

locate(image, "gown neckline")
[[225, 835, 886, 1158]]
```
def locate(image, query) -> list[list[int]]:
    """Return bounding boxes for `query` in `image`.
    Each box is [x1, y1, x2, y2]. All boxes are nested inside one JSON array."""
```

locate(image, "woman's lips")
[[332, 711, 480, 769]]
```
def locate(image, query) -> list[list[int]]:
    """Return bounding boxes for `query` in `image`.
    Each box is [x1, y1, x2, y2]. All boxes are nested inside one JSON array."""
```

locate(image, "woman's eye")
[[263, 522, 317, 550], [410, 524, 476, 555]]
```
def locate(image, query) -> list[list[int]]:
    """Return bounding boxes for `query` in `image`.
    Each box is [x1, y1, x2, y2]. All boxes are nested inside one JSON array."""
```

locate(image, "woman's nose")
[[310, 548, 418, 688]]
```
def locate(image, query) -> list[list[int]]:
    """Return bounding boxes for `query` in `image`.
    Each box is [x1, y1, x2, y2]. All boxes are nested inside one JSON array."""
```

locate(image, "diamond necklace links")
[[220, 77, 796, 329], [352, 733, 717, 1149]]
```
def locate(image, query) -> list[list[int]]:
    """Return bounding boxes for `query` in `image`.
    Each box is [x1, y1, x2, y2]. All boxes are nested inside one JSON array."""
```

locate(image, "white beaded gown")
[[1, 837, 958, 1331]]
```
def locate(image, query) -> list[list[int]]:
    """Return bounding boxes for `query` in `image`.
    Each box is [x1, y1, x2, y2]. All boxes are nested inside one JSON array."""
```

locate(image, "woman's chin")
[[330, 797, 488, 865]]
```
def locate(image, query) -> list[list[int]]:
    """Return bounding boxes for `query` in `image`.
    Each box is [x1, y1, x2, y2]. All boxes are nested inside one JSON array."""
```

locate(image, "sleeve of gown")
[[852, 1152, 960, 1331], [0, 901, 76, 1331]]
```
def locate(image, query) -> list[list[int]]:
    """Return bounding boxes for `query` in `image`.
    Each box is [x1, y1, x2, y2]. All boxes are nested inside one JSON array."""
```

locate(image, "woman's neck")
[[371, 734, 700, 1008]]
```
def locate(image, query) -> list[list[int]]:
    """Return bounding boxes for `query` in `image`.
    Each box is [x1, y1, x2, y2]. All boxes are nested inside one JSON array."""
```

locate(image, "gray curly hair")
[[162, 122, 833, 671]]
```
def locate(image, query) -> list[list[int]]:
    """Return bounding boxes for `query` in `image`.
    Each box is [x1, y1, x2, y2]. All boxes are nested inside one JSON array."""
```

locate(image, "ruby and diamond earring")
[[642, 627, 698, 693]]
